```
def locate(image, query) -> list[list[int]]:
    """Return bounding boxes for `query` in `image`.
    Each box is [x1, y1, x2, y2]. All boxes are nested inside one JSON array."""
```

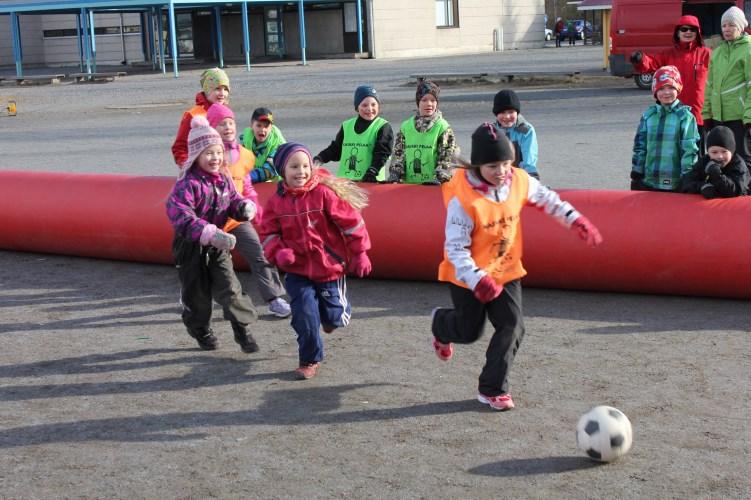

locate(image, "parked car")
[[560, 20, 593, 40], [545, 28, 552, 41]]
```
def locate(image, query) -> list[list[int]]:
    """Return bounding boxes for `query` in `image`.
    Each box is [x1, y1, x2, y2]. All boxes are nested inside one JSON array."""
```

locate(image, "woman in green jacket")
[[703, 6, 751, 170]]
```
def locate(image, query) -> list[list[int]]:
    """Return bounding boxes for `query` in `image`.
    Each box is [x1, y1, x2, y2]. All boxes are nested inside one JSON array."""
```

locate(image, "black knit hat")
[[354, 85, 379, 109], [706, 126, 736, 153], [471, 123, 515, 165], [492, 89, 521, 115]]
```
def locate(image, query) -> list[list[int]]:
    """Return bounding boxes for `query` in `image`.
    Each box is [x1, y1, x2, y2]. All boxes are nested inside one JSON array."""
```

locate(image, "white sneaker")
[[268, 297, 291, 318]]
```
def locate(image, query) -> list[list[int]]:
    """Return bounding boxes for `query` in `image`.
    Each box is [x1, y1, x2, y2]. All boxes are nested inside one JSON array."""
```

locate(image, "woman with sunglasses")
[[630, 15, 711, 151]]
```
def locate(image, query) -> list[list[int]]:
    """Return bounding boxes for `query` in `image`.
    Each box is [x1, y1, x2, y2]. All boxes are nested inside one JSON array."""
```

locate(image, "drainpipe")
[[365, 0, 375, 58]]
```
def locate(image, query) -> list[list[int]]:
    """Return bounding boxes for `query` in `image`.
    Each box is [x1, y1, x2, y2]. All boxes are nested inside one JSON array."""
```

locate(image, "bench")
[[411, 70, 581, 84], [69, 71, 127, 83], [11, 74, 65, 85]]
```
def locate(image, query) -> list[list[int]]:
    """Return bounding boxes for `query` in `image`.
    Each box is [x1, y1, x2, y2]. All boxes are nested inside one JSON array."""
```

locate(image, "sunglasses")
[[678, 26, 697, 33]]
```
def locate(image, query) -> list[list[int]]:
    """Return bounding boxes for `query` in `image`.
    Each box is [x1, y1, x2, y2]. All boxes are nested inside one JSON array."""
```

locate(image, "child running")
[[431, 123, 603, 411], [206, 103, 292, 318], [314, 85, 394, 182], [258, 142, 372, 380], [171, 67, 230, 167], [166, 115, 260, 353]]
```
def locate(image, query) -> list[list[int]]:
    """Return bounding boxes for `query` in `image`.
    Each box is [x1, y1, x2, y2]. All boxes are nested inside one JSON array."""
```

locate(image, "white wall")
[[369, 0, 545, 59]]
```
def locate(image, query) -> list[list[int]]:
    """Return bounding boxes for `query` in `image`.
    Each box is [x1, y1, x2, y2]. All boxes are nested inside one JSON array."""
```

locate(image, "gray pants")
[[230, 222, 286, 303], [173, 234, 257, 329]]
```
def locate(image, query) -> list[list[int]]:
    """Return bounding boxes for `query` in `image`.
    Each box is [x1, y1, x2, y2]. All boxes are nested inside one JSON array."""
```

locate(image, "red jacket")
[[258, 176, 371, 283], [171, 92, 211, 166], [634, 15, 711, 125]]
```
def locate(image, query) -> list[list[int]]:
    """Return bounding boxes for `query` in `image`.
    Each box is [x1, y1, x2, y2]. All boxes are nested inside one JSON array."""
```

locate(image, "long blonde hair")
[[318, 173, 369, 210]]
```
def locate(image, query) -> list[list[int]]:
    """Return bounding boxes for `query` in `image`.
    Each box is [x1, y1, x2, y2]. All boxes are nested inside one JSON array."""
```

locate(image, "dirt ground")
[[1, 47, 751, 498], [1, 249, 750, 499]]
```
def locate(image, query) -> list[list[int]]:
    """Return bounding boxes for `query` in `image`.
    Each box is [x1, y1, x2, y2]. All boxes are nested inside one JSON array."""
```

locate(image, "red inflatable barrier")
[[1, 170, 750, 299]]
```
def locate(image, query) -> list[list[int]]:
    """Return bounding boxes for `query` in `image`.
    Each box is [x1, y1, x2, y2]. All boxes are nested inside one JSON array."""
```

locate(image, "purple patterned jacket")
[[166, 167, 250, 242]]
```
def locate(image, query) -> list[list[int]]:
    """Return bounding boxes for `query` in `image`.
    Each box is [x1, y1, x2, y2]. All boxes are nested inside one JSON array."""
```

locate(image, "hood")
[[673, 15, 703, 46]]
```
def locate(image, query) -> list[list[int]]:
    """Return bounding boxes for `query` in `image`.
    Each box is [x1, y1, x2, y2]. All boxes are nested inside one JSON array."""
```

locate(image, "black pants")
[[432, 279, 525, 397], [173, 234, 256, 329], [710, 120, 751, 170]]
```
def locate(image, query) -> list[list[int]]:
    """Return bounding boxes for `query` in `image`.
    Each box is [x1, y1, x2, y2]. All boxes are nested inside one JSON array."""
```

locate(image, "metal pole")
[[168, 1, 179, 77], [119, 13, 127, 64], [356, 0, 363, 54], [242, 2, 251, 71], [81, 8, 92, 74], [298, 0, 307, 65], [76, 13, 84, 72], [214, 5, 224, 68], [157, 6, 166, 74], [89, 10, 97, 73], [10, 12, 23, 77]]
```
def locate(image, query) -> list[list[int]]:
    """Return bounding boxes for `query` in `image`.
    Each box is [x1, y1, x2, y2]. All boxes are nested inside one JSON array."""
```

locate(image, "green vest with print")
[[339, 116, 388, 180], [400, 116, 449, 184], [241, 125, 285, 179]]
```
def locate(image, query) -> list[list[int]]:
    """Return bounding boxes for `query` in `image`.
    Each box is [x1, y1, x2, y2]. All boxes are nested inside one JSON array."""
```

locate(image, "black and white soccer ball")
[[576, 405, 633, 462]]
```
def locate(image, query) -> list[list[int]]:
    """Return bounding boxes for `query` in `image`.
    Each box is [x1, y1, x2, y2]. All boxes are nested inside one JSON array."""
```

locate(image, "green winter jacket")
[[702, 34, 751, 123]]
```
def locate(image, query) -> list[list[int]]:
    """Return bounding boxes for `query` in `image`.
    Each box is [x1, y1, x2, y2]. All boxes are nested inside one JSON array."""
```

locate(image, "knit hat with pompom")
[[183, 115, 223, 169]]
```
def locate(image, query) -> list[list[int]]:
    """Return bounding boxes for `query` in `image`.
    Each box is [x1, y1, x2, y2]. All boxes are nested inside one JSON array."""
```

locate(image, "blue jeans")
[[284, 273, 351, 364]]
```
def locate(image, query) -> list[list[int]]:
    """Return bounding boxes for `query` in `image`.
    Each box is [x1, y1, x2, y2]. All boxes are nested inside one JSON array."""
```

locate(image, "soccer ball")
[[576, 405, 633, 462]]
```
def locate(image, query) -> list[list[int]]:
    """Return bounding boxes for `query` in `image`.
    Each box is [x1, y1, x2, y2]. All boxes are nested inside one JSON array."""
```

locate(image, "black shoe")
[[187, 327, 219, 351], [231, 322, 259, 353]]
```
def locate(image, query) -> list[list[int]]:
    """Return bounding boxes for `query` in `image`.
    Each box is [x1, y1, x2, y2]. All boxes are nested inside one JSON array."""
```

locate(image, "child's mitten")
[[572, 216, 603, 247], [274, 248, 296, 267], [210, 230, 237, 251], [241, 201, 257, 221], [347, 253, 372, 278], [473, 275, 503, 303]]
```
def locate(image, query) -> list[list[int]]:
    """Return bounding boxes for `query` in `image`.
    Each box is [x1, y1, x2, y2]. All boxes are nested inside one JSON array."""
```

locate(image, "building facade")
[[0, 0, 545, 68]]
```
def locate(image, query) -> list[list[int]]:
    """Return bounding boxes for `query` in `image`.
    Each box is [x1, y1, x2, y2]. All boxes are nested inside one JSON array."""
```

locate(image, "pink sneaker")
[[294, 363, 320, 380], [432, 337, 453, 361], [477, 393, 515, 411]]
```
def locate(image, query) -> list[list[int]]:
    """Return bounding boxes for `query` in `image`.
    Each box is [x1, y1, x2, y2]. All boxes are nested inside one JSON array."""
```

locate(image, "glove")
[[313, 156, 323, 167], [703, 119, 716, 131], [241, 201, 256, 221], [274, 248, 296, 267], [473, 275, 503, 304], [361, 170, 379, 183], [210, 230, 236, 251], [347, 253, 372, 278], [700, 183, 717, 199], [629, 51, 643, 64], [704, 160, 722, 176], [572, 216, 603, 247]]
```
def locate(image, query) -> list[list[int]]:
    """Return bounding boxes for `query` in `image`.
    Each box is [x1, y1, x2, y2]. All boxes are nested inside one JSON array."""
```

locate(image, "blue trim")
[[241, 1, 250, 71], [298, 0, 306, 66]]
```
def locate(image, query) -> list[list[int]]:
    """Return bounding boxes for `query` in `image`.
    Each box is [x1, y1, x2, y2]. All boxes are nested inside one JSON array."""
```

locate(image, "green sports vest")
[[400, 116, 449, 184], [339, 116, 388, 180], [242, 125, 285, 178]]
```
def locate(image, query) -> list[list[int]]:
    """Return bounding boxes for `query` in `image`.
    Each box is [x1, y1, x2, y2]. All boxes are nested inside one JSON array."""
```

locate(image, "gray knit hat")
[[721, 6, 748, 31]]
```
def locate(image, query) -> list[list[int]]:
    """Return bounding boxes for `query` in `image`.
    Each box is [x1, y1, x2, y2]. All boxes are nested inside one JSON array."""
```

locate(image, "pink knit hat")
[[183, 115, 223, 169], [206, 103, 235, 128]]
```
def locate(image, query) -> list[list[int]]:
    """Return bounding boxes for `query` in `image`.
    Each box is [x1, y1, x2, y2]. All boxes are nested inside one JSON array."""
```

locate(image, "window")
[[436, 0, 459, 28], [43, 26, 141, 38]]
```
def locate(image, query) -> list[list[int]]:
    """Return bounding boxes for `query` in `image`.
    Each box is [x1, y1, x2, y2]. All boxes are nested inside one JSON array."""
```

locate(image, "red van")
[[609, 0, 747, 89]]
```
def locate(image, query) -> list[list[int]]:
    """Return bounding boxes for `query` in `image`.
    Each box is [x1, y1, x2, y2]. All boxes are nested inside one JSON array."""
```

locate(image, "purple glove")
[[473, 275, 503, 303], [274, 248, 296, 267], [348, 253, 372, 278], [572, 216, 603, 247]]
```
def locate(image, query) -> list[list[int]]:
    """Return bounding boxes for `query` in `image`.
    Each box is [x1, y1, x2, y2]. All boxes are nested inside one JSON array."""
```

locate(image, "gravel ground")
[[1, 46, 750, 498]]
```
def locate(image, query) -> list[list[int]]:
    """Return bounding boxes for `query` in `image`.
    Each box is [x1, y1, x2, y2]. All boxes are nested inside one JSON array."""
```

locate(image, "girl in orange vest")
[[431, 123, 603, 411], [171, 67, 230, 167], [206, 103, 292, 319]]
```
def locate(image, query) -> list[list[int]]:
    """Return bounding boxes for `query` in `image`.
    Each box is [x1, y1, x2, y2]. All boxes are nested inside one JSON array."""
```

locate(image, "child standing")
[[492, 89, 540, 179], [240, 107, 287, 183], [314, 85, 394, 182], [631, 65, 699, 192], [431, 123, 603, 411], [680, 125, 750, 198], [171, 67, 230, 167], [388, 79, 458, 185], [206, 103, 292, 318], [258, 142, 372, 380], [166, 115, 260, 353]]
